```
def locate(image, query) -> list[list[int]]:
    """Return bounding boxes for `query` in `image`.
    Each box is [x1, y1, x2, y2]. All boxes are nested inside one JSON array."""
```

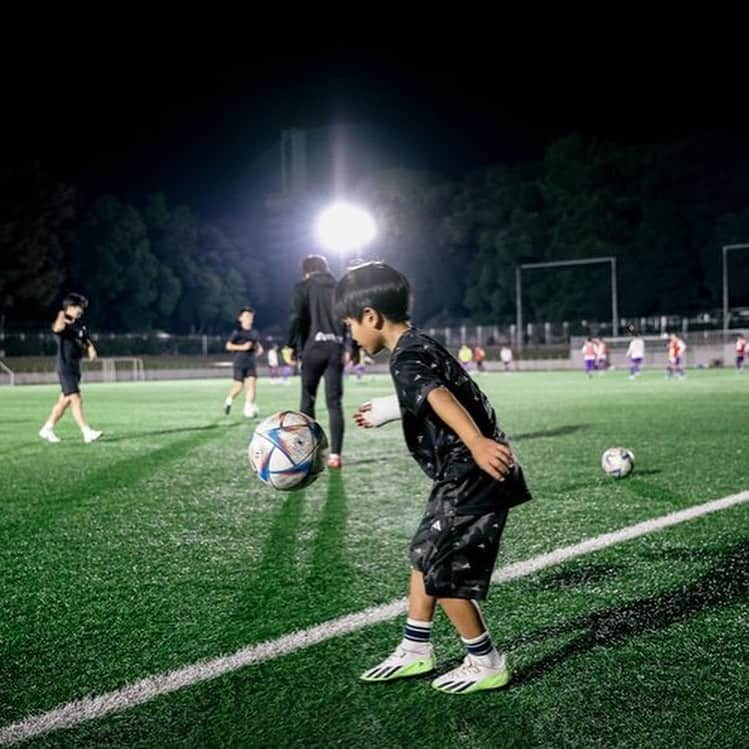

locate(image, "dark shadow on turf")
[[625, 477, 685, 508], [503, 540, 749, 689], [306, 472, 351, 608], [233, 487, 307, 638], [27, 420, 236, 523], [510, 424, 590, 441], [103, 423, 231, 443], [537, 562, 624, 591]]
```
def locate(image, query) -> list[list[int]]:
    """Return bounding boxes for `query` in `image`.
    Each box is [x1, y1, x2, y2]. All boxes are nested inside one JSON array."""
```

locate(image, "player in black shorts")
[[223, 307, 263, 418], [286, 255, 346, 469], [337, 262, 532, 694], [38, 293, 103, 444]]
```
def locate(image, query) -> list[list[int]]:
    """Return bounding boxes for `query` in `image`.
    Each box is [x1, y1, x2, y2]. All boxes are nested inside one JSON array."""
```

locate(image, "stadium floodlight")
[[315, 202, 376, 268]]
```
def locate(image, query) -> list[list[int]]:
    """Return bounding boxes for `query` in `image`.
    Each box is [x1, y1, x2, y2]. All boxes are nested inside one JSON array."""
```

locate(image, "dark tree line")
[[3, 133, 749, 333]]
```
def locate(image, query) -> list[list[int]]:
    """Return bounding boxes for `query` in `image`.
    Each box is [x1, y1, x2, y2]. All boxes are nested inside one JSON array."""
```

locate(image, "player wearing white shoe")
[[223, 307, 263, 418], [39, 293, 103, 444], [340, 263, 531, 694]]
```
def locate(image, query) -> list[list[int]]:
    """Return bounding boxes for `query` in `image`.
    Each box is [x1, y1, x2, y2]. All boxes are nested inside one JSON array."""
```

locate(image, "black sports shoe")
[[224, 402, 231, 415]]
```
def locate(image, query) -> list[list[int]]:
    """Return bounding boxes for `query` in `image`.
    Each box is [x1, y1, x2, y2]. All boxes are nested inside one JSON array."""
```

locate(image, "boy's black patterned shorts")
[[410, 497, 509, 600]]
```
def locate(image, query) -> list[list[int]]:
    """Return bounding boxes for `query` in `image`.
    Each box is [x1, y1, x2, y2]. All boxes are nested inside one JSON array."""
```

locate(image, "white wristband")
[[363, 394, 402, 427]]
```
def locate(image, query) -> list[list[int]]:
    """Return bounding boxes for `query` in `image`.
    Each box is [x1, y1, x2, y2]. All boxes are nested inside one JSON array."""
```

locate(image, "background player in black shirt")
[[223, 307, 263, 418], [286, 255, 346, 469], [337, 262, 531, 695], [38, 293, 103, 444]]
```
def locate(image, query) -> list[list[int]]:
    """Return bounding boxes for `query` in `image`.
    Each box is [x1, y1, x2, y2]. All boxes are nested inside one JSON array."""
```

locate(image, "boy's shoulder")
[[392, 328, 446, 362]]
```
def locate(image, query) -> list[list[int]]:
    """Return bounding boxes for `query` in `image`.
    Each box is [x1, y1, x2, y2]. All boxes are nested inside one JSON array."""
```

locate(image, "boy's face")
[[64, 304, 84, 320], [346, 308, 385, 355], [239, 311, 254, 329]]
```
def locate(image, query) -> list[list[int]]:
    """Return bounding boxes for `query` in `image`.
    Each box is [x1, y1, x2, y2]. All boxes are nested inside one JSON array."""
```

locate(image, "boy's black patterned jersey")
[[390, 327, 507, 482], [229, 328, 259, 367], [55, 319, 90, 370]]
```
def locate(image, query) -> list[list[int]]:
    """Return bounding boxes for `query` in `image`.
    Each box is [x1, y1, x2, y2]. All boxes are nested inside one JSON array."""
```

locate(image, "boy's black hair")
[[62, 292, 88, 310], [302, 255, 329, 275], [335, 262, 412, 323]]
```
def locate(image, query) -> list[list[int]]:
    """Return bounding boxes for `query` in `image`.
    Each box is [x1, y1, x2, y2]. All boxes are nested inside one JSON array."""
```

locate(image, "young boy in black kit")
[[336, 263, 532, 694]]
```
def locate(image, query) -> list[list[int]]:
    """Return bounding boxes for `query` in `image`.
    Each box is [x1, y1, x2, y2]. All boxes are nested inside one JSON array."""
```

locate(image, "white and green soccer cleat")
[[360, 644, 436, 683], [431, 653, 511, 694]]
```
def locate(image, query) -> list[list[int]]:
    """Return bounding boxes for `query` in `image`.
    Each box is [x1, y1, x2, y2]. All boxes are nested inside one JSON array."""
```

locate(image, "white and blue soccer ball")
[[249, 411, 328, 491], [601, 447, 635, 478]]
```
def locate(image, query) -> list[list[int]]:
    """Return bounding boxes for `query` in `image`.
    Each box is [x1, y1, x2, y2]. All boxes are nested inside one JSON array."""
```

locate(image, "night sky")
[[4, 46, 744, 218]]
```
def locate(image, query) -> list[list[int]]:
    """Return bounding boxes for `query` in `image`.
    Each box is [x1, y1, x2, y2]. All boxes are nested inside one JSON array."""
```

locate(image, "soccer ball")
[[601, 447, 635, 478], [248, 411, 328, 490]]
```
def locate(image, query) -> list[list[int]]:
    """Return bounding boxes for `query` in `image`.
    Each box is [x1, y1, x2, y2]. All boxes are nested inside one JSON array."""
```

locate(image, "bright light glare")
[[315, 202, 376, 254]]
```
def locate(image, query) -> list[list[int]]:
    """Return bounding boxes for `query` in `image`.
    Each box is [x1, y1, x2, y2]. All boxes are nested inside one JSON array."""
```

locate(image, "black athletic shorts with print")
[[58, 366, 81, 396], [410, 465, 531, 600], [233, 364, 257, 382]]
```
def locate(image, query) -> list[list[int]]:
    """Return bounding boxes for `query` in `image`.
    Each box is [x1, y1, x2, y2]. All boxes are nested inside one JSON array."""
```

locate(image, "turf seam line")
[[1, 489, 747, 746]]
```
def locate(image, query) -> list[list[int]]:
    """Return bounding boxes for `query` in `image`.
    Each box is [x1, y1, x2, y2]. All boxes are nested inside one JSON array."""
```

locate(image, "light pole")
[[722, 243, 749, 334]]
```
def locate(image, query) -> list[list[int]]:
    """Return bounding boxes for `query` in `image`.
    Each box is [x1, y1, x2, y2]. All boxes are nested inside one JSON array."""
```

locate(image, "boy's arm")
[[353, 394, 401, 428], [286, 284, 306, 354], [426, 386, 513, 481], [52, 310, 67, 333], [225, 334, 252, 352]]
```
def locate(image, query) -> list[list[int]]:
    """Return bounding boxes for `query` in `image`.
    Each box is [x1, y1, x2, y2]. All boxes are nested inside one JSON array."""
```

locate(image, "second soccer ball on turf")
[[601, 447, 635, 478], [248, 411, 329, 490]]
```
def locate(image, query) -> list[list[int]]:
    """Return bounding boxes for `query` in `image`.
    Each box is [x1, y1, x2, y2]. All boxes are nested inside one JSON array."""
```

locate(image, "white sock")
[[43, 422, 54, 431], [472, 649, 504, 669], [225, 397, 232, 406], [401, 617, 433, 653], [461, 631, 502, 668]]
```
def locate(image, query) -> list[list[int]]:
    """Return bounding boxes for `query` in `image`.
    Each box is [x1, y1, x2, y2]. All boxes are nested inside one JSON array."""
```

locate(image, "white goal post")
[[0, 360, 15, 386], [98, 357, 145, 382]]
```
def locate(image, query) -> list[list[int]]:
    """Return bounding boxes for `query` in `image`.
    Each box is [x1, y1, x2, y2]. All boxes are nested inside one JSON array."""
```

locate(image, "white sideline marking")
[[2, 490, 747, 745]]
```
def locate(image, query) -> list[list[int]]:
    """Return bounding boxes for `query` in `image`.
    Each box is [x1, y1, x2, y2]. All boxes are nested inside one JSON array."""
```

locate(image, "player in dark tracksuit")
[[38, 293, 103, 444], [286, 255, 346, 469]]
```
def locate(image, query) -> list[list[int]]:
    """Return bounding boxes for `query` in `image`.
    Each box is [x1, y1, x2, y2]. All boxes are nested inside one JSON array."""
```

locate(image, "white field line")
[[2, 489, 747, 746]]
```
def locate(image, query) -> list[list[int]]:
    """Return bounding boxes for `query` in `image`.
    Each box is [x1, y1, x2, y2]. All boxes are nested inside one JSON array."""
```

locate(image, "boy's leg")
[[430, 507, 511, 694], [39, 394, 69, 442], [360, 570, 437, 682], [437, 597, 484, 639], [243, 376, 258, 417], [324, 345, 344, 465], [300, 345, 327, 421], [48, 394, 70, 427], [245, 376, 257, 402], [69, 393, 103, 443], [431, 596, 510, 694], [224, 377, 243, 414]]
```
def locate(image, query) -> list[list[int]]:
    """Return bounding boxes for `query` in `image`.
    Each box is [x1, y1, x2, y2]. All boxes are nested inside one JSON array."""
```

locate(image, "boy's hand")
[[466, 435, 514, 482], [353, 395, 402, 428], [88, 345, 97, 361], [353, 402, 374, 428], [241, 342, 253, 351]]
